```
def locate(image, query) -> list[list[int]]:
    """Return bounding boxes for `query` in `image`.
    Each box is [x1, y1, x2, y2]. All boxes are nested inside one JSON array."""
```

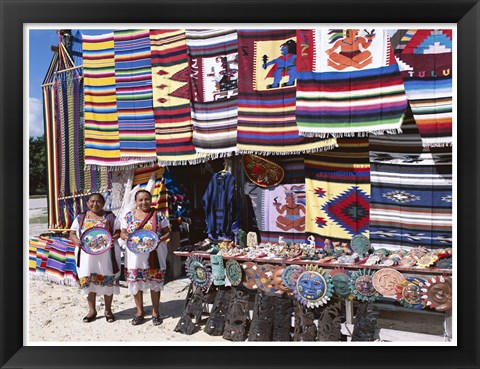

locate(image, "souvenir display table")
[[173, 250, 452, 342]]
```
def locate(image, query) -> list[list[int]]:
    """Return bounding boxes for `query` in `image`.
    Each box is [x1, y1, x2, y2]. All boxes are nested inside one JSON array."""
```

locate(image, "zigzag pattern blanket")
[[150, 30, 200, 165], [114, 30, 157, 161], [186, 29, 238, 158], [305, 138, 371, 246], [394, 29, 453, 148], [369, 105, 452, 249], [296, 29, 407, 138], [237, 29, 337, 155]]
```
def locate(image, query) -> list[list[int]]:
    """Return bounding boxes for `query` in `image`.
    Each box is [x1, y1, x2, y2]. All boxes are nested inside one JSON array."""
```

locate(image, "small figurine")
[[247, 232, 258, 248]]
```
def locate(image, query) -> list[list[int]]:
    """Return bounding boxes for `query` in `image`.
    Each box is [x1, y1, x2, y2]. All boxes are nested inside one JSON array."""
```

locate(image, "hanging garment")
[[150, 29, 202, 165], [236, 29, 337, 155], [296, 29, 407, 138], [305, 138, 371, 246], [369, 105, 452, 250], [202, 172, 238, 240], [246, 183, 307, 245], [186, 29, 238, 158], [113, 30, 157, 162], [394, 29, 453, 148]]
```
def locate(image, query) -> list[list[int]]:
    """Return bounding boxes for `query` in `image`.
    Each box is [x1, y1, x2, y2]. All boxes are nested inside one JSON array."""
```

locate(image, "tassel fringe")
[[299, 128, 403, 138]]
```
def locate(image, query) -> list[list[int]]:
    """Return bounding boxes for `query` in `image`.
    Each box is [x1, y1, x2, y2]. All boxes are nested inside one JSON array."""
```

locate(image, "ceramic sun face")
[[290, 265, 334, 308]]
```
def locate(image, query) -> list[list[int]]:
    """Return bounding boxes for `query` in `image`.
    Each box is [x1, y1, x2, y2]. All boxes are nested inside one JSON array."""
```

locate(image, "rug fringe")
[[299, 128, 403, 138], [238, 143, 338, 156]]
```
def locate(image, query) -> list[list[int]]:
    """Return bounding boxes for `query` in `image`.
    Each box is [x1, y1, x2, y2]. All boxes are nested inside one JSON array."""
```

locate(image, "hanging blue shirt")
[[202, 172, 239, 240]]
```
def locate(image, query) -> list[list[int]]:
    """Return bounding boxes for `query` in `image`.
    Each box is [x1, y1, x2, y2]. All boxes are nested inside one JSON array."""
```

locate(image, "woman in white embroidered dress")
[[69, 193, 121, 323], [120, 189, 170, 326]]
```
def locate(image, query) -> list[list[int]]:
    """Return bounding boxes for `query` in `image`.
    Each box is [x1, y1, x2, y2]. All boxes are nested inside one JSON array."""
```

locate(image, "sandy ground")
[[28, 278, 226, 343], [28, 197, 448, 344]]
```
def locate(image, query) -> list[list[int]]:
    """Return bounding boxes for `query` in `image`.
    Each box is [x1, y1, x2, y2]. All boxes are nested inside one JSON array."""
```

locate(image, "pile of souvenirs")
[[179, 233, 453, 270], [184, 253, 453, 313]]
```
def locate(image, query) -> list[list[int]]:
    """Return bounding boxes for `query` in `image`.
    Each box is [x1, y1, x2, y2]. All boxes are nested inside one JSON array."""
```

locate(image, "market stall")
[[29, 27, 453, 342]]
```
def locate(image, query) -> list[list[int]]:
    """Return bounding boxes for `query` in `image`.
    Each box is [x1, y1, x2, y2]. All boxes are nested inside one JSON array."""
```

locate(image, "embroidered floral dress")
[[70, 214, 122, 296], [122, 211, 170, 295]]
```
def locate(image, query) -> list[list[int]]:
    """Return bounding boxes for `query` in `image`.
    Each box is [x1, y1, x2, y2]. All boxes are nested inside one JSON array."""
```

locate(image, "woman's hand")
[[120, 230, 128, 241]]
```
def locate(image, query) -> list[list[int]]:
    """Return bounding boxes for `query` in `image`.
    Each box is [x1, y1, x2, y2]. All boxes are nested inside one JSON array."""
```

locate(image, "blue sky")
[[28, 29, 111, 137]]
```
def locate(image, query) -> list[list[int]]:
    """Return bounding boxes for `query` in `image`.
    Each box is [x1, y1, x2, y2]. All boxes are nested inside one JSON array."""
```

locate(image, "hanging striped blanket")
[[305, 138, 371, 246], [186, 29, 238, 158], [150, 30, 201, 165], [133, 165, 168, 216], [43, 81, 61, 228], [82, 33, 122, 167], [369, 105, 452, 250], [237, 29, 336, 155], [246, 182, 307, 244], [114, 30, 157, 161], [296, 29, 407, 138], [395, 29, 453, 148], [54, 70, 84, 197]]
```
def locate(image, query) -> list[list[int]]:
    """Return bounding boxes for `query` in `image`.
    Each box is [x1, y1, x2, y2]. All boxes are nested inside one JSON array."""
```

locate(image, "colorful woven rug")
[[186, 29, 238, 158], [237, 29, 336, 155], [114, 30, 157, 162], [395, 29, 453, 148], [246, 183, 307, 244], [150, 29, 201, 165], [305, 138, 371, 246], [296, 29, 407, 138], [29, 236, 78, 285], [54, 70, 84, 197], [83, 33, 122, 167], [369, 105, 452, 250]]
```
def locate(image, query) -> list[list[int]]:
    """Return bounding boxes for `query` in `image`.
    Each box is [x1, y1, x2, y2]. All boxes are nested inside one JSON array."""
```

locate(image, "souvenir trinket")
[[350, 269, 381, 302], [420, 276, 452, 312], [210, 254, 226, 286], [372, 268, 405, 297], [246, 232, 258, 248], [395, 277, 425, 309], [350, 234, 370, 256], [185, 255, 212, 291], [289, 265, 334, 308], [225, 259, 242, 286], [281, 264, 302, 290], [364, 254, 381, 266], [242, 262, 259, 290], [81, 227, 112, 255], [398, 255, 417, 267], [237, 229, 246, 248], [436, 257, 452, 270], [242, 154, 284, 188], [415, 253, 438, 268], [126, 229, 159, 254], [329, 268, 352, 299]]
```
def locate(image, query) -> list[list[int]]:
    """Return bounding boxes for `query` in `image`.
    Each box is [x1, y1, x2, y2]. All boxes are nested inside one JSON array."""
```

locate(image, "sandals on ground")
[[82, 313, 97, 323], [105, 312, 115, 323], [131, 315, 145, 326], [152, 316, 163, 326]]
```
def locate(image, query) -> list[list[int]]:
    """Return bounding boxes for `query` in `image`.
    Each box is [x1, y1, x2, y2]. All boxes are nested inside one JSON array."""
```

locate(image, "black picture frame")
[[1, 0, 479, 368]]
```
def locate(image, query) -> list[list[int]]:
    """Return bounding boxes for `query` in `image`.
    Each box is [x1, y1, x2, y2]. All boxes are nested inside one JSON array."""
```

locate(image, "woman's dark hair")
[[135, 189, 152, 201], [88, 192, 105, 203]]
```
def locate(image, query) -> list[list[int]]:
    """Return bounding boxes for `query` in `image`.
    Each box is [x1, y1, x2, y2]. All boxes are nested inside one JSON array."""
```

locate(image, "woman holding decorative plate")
[[69, 193, 122, 323], [120, 189, 170, 326]]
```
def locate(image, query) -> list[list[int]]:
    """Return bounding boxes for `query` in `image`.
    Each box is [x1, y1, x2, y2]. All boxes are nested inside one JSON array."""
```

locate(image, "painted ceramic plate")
[[281, 264, 302, 290], [81, 227, 112, 255], [257, 264, 277, 293], [350, 234, 370, 255], [126, 229, 159, 254], [185, 255, 212, 290], [242, 262, 259, 290], [225, 259, 243, 286]]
